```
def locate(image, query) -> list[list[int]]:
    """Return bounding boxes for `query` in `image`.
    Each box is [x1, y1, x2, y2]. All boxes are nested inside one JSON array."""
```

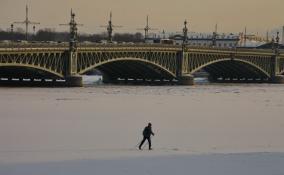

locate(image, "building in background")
[[238, 32, 266, 48], [171, 33, 240, 48]]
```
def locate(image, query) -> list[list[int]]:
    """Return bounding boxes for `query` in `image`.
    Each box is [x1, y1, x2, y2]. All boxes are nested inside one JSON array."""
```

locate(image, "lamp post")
[[182, 20, 188, 50]]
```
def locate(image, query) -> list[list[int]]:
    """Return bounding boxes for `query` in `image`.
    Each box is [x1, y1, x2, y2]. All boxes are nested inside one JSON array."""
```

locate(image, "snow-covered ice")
[[0, 82, 284, 175]]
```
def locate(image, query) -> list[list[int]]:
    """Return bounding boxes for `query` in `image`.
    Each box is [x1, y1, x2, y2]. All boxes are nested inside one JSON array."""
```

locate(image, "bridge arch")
[[78, 57, 177, 80], [0, 64, 64, 78], [190, 58, 271, 79]]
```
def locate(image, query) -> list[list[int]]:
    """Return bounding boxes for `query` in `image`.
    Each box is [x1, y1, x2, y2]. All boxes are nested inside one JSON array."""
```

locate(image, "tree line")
[[0, 28, 144, 42]]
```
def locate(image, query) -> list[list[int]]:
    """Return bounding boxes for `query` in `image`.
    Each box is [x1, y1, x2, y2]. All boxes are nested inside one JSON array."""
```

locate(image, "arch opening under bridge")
[[190, 59, 271, 82], [79, 58, 177, 83], [0, 65, 64, 79]]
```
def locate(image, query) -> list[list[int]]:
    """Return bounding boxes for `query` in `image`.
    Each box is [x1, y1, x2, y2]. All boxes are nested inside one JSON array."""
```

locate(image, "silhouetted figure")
[[139, 123, 155, 150]]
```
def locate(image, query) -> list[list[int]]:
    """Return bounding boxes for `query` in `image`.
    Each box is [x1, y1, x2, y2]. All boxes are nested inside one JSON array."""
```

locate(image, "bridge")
[[0, 11, 283, 87], [0, 44, 283, 86]]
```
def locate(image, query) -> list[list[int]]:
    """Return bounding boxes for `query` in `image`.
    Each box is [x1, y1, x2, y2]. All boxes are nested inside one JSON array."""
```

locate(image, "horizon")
[[0, 0, 284, 37]]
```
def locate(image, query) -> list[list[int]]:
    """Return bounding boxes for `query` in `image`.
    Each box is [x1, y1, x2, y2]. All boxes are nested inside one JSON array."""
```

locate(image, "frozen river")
[[0, 80, 284, 174]]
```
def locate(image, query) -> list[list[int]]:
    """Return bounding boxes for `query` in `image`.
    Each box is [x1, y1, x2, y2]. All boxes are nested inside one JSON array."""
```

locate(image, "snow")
[[0, 82, 284, 175], [1, 153, 284, 175]]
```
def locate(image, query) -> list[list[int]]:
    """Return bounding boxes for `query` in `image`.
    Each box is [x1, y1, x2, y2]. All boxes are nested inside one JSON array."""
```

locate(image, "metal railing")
[[0, 42, 282, 56]]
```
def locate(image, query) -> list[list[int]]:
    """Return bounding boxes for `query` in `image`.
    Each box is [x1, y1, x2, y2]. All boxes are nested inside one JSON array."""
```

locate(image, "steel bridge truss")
[[0, 50, 66, 79], [183, 50, 276, 81], [0, 46, 283, 85], [77, 49, 178, 81]]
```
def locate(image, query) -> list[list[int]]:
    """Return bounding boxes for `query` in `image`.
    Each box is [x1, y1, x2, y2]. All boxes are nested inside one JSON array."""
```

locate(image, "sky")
[[0, 0, 283, 36]]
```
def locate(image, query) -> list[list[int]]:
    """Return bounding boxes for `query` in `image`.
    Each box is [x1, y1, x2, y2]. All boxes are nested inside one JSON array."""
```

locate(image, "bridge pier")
[[178, 75, 194, 85], [271, 75, 284, 84], [65, 76, 83, 87]]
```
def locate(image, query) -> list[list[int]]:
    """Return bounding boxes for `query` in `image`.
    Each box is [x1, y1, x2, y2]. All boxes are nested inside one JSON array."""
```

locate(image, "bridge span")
[[0, 44, 283, 86]]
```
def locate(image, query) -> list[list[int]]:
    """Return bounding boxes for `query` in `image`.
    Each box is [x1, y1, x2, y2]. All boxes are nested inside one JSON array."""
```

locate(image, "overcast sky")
[[0, 0, 283, 35]]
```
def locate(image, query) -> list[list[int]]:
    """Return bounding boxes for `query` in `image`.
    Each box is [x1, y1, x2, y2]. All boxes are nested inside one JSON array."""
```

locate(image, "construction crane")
[[100, 12, 122, 43], [13, 5, 40, 41], [137, 15, 158, 41], [59, 9, 83, 51]]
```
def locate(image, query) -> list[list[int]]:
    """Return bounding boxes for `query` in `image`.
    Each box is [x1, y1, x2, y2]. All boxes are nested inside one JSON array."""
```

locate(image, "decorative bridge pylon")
[[100, 12, 123, 43], [182, 20, 188, 46], [137, 15, 158, 42], [59, 10, 83, 86], [177, 20, 194, 85]]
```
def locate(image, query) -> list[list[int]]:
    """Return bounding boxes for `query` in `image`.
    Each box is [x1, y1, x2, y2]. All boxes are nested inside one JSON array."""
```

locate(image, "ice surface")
[[1, 153, 284, 175], [0, 82, 284, 174]]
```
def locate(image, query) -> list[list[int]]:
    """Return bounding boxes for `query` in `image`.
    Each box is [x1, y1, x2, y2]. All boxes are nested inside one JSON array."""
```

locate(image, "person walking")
[[139, 123, 155, 150]]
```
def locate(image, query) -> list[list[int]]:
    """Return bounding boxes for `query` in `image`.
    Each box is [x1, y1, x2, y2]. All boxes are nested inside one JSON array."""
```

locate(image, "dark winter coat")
[[143, 126, 154, 138]]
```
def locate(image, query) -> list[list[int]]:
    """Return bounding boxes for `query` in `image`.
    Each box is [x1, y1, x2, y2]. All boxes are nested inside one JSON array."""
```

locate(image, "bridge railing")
[[0, 42, 282, 55], [0, 42, 69, 48]]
